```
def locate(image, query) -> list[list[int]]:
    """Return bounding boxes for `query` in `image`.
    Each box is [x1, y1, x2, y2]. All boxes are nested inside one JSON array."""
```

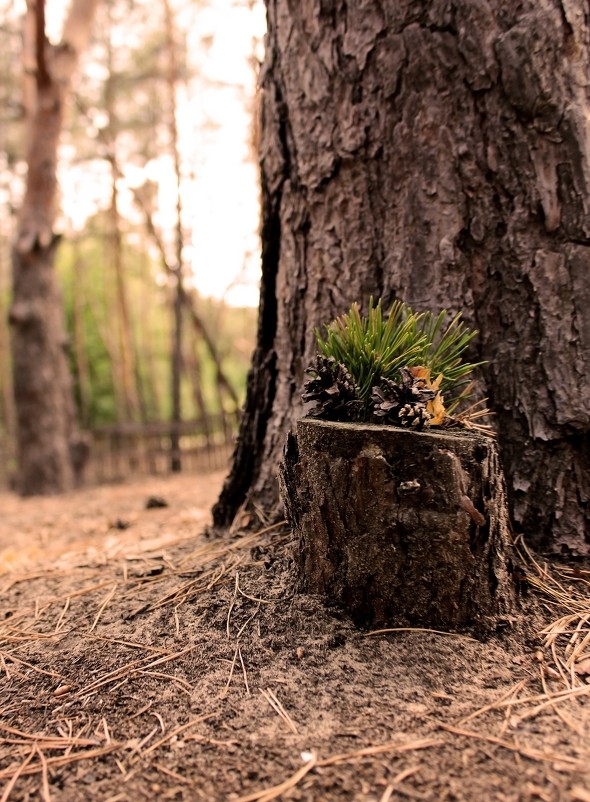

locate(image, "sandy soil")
[[0, 472, 589, 802]]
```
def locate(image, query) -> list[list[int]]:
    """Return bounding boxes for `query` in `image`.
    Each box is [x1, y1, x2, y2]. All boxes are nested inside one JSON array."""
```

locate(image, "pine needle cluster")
[[303, 298, 486, 429]]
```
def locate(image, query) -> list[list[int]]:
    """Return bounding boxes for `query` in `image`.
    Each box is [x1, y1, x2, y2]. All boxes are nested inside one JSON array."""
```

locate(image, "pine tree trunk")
[[163, 0, 185, 473], [10, 239, 75, 494], [215, 0, 590, 555], [9, 0, 98, 494]]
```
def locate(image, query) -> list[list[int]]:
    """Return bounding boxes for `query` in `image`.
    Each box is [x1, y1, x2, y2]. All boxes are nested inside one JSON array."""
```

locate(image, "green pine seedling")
[[313, 298, 483, 421]]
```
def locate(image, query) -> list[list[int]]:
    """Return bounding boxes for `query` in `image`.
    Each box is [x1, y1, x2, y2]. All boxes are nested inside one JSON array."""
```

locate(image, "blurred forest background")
[[0, 0, 264, 487]]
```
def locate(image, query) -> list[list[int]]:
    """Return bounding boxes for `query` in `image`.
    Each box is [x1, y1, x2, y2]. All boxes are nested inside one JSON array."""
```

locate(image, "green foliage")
[[56, 221, 256, 430], [313, 298, 482, 422], [316, 300, 427, 410]]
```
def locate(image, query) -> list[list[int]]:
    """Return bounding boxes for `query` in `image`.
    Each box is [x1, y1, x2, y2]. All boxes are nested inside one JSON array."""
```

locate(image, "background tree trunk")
[[214, 0, 590, 555], [9, 0, 98, 494]]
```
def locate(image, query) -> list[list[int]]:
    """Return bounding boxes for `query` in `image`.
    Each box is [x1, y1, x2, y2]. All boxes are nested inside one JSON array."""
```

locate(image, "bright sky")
[[50, 0, 266, 307]]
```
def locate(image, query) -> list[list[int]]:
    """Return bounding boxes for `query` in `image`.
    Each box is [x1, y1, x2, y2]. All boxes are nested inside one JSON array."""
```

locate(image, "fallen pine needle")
[[236, 572, 275, 605], [537, 665, 584, 738], [135, 725, 159, 753], [222, 645, 240, 695], [0, 744, 124, 782], [226, 574, 238, 640], [238, 646, 250, 695], [438, 722, 586, 769], [234, 753, 318, 802], [455, 683, 590, 724], [137, 669, 192, 692], [379, 785, 395, 802], [235, 605, 262, 640], [80, 645, 195, 697], [35, 744, 51, 802], [101, 718, 112, 745], [363, 628, 477, 642], [154, 762, 189, 784], [140, 645, 195, 671], [457, 679, 529, 725], [0, 650, 66, 680], [89, 583, 118, 633], [86, 633, 170, 654], [234, 738, 439, 802], [379, 765, 422, 802], [53, 597, 70, 633], [0, 721, 97, 748], [152, 710, 166, 734], [260, 688, 298, 734], [391, 766, 422, 784], [317, 737, 440, 767], [0, 746, 36, 802], [511, 683, 590, 727], [137, 713, 215, 759]]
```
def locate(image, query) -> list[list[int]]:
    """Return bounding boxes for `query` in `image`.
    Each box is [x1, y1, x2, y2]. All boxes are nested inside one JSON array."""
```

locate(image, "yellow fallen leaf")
[[408, 366, 446, 424], [408, 365, 431, 382], [427, 393, 446, 425]]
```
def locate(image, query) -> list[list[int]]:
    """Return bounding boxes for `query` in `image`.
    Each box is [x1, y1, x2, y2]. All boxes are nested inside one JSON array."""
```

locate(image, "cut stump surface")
[[280, 418, 517, 635]]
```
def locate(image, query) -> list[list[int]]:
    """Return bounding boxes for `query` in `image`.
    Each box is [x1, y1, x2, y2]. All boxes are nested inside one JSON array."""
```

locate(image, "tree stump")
[[280, 418, 517, 635]]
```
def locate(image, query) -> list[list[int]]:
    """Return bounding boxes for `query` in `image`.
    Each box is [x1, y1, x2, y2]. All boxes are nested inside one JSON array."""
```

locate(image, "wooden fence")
[[87, 413, 239, 484], [0, 413, 239, 490]]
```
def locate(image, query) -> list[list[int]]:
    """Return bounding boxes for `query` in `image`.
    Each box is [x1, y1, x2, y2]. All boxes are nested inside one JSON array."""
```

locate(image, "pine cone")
[[398, 402, 431, 429], [302, 355, 361, 421], [371, 368, 436, 430]]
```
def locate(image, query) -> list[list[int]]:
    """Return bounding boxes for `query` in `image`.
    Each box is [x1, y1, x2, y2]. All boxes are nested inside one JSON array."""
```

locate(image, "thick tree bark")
[[214, 0, 590, 555], [281, 419, 517, 634], [9, 0, 98, 495]]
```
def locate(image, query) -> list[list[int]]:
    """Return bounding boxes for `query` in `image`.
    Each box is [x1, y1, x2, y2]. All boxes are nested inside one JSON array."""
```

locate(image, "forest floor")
[[0, 472, 589, 802]]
